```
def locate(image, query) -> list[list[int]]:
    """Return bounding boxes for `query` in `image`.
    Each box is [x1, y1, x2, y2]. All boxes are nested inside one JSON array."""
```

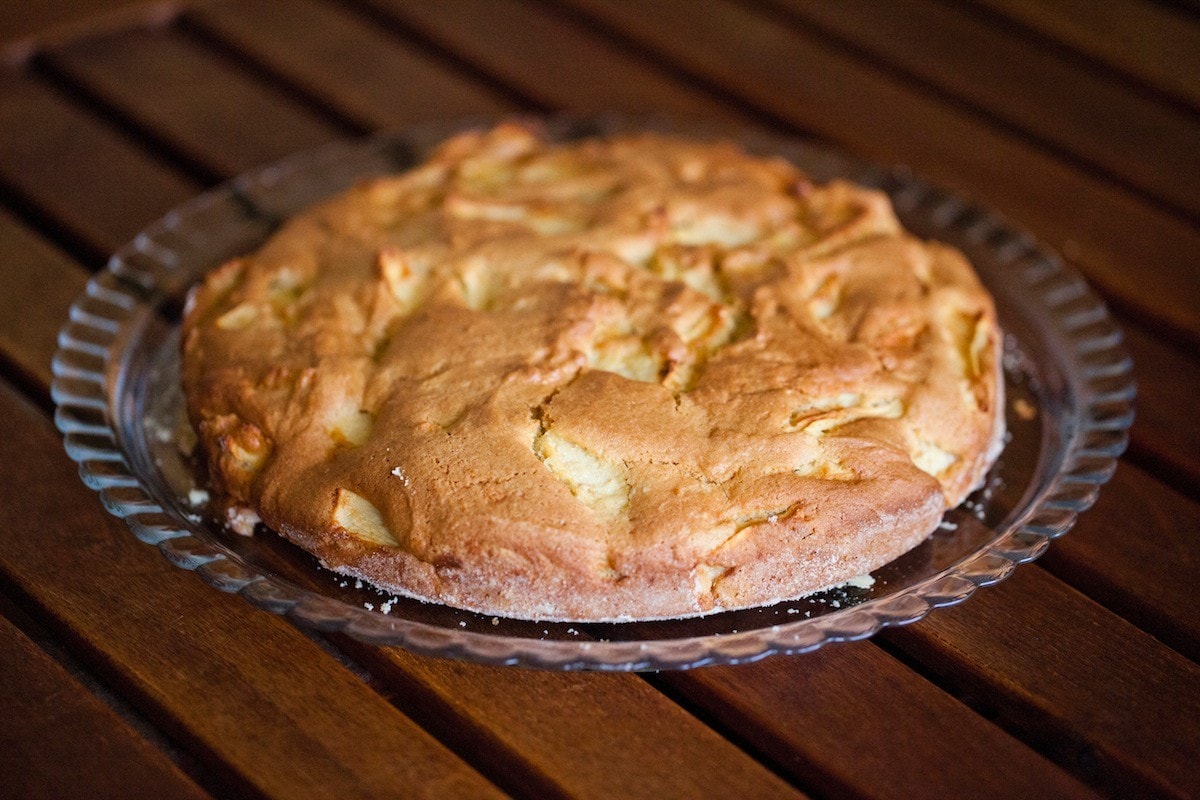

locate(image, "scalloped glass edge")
[[51, 115, 1134, 670]]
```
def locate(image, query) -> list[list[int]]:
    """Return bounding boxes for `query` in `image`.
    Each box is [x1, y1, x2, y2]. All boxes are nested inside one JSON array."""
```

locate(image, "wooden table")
[[2, 2, 1198, 798]]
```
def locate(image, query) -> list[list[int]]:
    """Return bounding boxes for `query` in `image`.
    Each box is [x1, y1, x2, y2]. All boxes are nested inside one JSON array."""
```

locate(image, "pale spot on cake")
[[807, 273, 842, 320], [649, 244, 727, 302], [332, 489, 399, 547], [214, 302, 260, 331], [450, 262, 496, 312], [376, 247, 424, 310], [945, 307, 988, 381], [693, 563, 730, 600], [221, 427, 269, 474], [788, 395, 903, 435], [734, 502, 802, 531], [910, 437, 959, 478], [267, 267, 307, 307], [533, 428, 631, 519], [793, 457, 856, 481], [328, 406, 374, 448]]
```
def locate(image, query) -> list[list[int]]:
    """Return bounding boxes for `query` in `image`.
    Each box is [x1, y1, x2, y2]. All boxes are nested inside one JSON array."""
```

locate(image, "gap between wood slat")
[[0, 74, 201, 255], [181, 0, 516, 132], [643, 644, 1100, 800], [960, 0, 1200, 116], [748, 0, 1200, 225], [0, 175, 110, 270], [174, 14, 375, 136], [2, 6, 1200, 796], [357, 0, 769, 125], [1162, 0, 1200, 19], [1119, 321, 1200, 501], [335, 0, 552, 112], [28, 54, 227, 187], [337, 636, 809, 800], [1039, 461, 1200, 664], [42, 26, 352, 181], [0, 380, 507, 800], [884, 567, 1200, 798], [0, 591, 228, 799]]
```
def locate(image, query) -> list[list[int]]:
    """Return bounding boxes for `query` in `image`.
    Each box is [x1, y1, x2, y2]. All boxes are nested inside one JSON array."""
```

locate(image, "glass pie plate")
[[51, 116, 1134, 670]]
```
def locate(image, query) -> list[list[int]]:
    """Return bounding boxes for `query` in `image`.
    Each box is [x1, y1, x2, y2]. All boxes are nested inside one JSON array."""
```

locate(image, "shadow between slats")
[[0, 4, 1195, 796], [963, 0, 1200, 115], [0, 591, 223, 800], [180, 0, 521, 131], [746, 0, 1200, 223], [0, 380, 506, 800]]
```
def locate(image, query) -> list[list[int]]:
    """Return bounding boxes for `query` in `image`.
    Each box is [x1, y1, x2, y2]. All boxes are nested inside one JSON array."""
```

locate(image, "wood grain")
[[345, 644, 805, 800], [886, 567, 1200, 798], [0, 74, 198, 257], [969, 0, 1200, 111], [186, 0, 514, 131], [0, 209, 88, 390], [658, 643, 1097, 800], [1, 6, 1198, 798], [758, 0, 1200, 220], [0, 612, 211, 800], [558, 0, 1200, 349], [48, 25, 345, 179], [1120, 323, 1200, 493], [366, 0, 742, 119], [1040, 462, 1200, 663], [0, 381, 505, 800]]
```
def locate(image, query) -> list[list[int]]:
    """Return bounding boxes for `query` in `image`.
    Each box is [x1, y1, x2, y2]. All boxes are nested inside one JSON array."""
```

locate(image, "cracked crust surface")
[[181, 124, 1004, 621]]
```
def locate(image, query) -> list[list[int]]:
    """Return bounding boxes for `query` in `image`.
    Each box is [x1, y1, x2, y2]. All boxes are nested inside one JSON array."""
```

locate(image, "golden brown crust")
[[182, 124, 1004, 621]]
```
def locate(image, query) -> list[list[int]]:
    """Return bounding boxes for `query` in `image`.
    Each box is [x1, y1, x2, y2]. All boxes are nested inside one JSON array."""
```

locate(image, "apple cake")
[[181, 123, 1004, 621]]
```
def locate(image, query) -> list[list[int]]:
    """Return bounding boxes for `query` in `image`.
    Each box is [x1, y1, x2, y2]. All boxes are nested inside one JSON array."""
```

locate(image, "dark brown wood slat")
[[47, 25, 344, 179], [557, 0, 1200, 350], [0, 74, 198, 257], [0, 612, 211, 800], [758, 0, 1200, 220], [1122, 324, 1200, 492], [361, 0, 742, 119], [886, 567, 1200, 798], [657, 644, 1097, 800], [2, 10, 1190, 800], [185, 0, 514, 131], [0, 383, 505, 799], [969, 0, 1200, 112], [1170, 0, 1200, 16], [1041, 462, 1200, 663], [0, 209, 88, 390], [344, 645, 805, 800]]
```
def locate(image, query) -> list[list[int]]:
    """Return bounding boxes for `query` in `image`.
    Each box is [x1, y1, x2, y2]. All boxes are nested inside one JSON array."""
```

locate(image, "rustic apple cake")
[[181, 123, 1003, 621]]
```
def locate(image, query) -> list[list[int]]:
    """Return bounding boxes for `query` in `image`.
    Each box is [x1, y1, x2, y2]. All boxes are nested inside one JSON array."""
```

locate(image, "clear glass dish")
[[52, 116, 1134, 670]]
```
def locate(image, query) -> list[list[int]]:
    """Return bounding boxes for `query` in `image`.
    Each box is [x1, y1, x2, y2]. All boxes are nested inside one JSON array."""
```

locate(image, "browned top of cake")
[[181, 123, 1003, 621]]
